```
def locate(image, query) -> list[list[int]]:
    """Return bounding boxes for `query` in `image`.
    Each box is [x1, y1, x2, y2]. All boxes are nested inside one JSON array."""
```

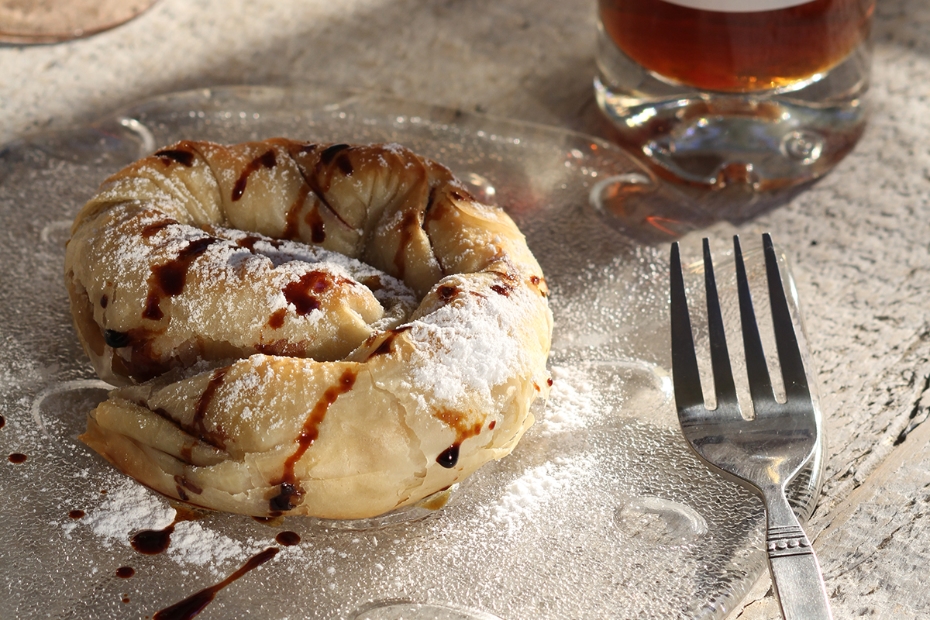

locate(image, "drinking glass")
[[595, 0, 875, 191]]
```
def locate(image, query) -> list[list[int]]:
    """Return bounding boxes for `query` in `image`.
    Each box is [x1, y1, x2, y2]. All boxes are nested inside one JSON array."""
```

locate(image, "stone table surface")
[[1, 0, 929, 618]]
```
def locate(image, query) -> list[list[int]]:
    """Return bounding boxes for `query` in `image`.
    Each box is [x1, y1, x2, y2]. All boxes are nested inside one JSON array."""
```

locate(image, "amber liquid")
[[599, 0, 874, 92]]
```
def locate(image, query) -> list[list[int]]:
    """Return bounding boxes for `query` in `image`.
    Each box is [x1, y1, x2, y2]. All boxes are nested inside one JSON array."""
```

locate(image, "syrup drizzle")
[[104, 329, 132, 348], [130, 508, 201, 555], [143, 237, 221, 321], [304, 205, 326, 243], [282, 271, 333, 316], [152, 547, 279, 620], [269, 368, 357, 512], [130, 525, 174, 555], [437, 285, 460, 301], [393, 210, 421, 278], [291, 143, 354, 232], [432, 409, 484, 469], [319, 143, 352, 172], [141, 218, 179, 238], [281, 184, 310, 240], [436, 444, 460, 468], [232, 150, 277, 201], [193, 367, 229, 435], [364, 325, 412, 360], [275, 531, 301, 546], [155, 149, 195, 167], [267, 308, 287, 329]]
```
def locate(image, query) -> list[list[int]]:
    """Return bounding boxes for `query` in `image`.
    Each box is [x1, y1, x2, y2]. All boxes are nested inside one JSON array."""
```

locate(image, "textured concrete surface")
[[2, 0, 929, 617]]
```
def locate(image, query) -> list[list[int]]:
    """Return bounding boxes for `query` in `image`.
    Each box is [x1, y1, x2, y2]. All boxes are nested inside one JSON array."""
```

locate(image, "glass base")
[[595, 23, 871, 191]]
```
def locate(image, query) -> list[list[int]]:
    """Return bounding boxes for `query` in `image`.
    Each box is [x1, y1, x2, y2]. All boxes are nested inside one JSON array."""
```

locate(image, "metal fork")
[[670, 234, 832, 620]]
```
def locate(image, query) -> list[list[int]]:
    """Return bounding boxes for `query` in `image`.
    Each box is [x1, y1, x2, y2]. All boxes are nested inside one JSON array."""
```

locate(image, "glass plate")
[[0, 86, 822, 620]]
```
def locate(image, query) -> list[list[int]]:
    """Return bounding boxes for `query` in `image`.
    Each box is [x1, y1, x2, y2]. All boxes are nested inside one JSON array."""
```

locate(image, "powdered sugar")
[[487, 455, 596, 535], [167, 521, 259, 571], [59, 478, 267, 576], [403, 276, 532, 411], [72, 478, 176, 545], [535, 364, 604, 437]]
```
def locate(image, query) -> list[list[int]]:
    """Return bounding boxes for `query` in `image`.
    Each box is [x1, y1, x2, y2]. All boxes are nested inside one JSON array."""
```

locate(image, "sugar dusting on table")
[[486, 455, 597, 536], [535, 364, 604, 437], [476, 363, 606, 535], [68, 478, 175, 544], [61, 478, 266, 575]]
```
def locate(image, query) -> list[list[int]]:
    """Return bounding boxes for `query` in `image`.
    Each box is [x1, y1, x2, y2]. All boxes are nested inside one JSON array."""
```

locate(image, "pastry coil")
[[65, 139, 552, 519]]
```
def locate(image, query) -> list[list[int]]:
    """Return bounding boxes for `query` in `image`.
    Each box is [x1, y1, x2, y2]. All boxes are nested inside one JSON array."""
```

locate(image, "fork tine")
[[763, 233, 810, 401], [670, 242, 704, 412], [703, 239, 738, 410], [734, 235, 776, 407]]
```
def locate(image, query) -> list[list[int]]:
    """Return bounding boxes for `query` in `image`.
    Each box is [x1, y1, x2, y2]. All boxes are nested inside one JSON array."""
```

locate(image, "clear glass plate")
[[0, 86, 822, 620], [0, 0, 160, 44]]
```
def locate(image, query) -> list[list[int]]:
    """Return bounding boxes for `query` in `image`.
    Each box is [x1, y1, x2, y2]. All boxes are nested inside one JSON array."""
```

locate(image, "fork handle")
[[764, 491, 833, 620]]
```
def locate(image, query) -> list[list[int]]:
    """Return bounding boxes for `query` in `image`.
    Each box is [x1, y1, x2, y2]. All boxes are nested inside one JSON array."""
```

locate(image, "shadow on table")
[[582, 167, 822, 247]]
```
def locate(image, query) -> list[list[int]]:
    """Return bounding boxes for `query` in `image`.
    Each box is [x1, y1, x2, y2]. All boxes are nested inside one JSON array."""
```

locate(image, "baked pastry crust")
[[66, 139, 552, 519]]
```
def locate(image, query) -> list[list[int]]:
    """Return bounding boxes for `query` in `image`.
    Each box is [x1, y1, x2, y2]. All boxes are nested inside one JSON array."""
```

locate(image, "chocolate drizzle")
[[267, 308, 287, 329], [270, 368, 358, 512], [490, 271, 518, 297], [437, 285, 459, 302], [153, 547, 279, 620], [282, 271, 333, 316], [143, 237, 221, 321], [110, 326, 169, 383], [304, 206, 326, 243], [104, 329, 132, 348], [174, 474, 204, 501], [364, 325, 412, 360], [282, 184, 310, 240], [393, 211, 421, 278], [275, 531, 301, 546], [436, 444, 460, 468], [130, 508, 201, 555], [155, 149, 195, 167], [269, 483, 302, 512], [141, 219, 179, 238], [232, 150, 277, 202], [432, 409, 484, 469], [530, 275, 549, 297], [235, 235, 261, 251], [190, 367, 229, 446], [421, 185, 449, 275], [319, 143, 351, 172], [291, 143, 354, 232], [368, 337, 394, 359], [130, 524, 174, 555]]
